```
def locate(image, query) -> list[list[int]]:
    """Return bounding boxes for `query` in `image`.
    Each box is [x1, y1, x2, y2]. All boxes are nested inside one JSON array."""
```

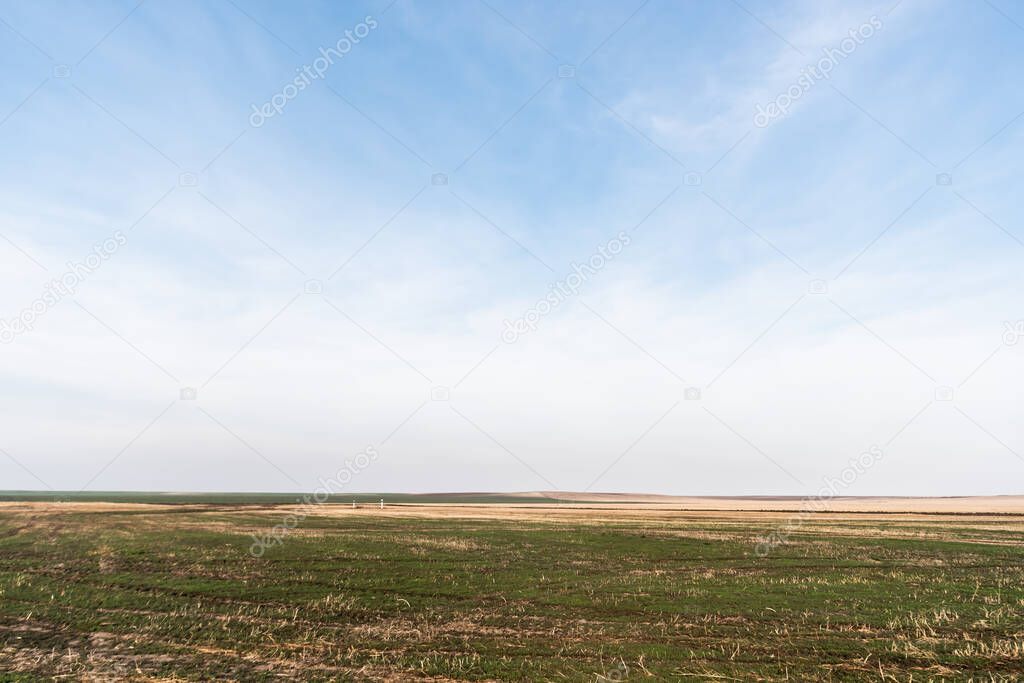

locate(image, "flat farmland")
[[1, 501, 1023, 681]]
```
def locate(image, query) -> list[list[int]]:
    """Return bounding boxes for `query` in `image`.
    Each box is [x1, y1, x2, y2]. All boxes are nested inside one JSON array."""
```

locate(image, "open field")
[[2, 500, 1023, 681], [5, 491, 1024, 513]]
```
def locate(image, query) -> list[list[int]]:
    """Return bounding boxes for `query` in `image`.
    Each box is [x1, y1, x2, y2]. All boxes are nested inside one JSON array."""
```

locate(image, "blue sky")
[[1, 0, 1022, 495]]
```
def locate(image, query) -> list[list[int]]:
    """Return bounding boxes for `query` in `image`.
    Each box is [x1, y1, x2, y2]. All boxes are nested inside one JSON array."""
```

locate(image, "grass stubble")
[[0, 502, 1022, 681]]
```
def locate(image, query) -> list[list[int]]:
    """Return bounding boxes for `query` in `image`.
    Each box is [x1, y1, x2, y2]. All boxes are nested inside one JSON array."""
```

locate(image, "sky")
[[0, 0, 1022, 496]]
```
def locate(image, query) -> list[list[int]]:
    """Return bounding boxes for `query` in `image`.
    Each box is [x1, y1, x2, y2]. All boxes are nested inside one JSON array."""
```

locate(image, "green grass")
[[1, 505, 1022, 681], [0, 491, 569, 504]]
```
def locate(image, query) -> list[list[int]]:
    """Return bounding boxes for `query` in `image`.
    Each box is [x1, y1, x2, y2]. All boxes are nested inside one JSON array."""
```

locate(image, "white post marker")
[[379, 498, 384, 509]]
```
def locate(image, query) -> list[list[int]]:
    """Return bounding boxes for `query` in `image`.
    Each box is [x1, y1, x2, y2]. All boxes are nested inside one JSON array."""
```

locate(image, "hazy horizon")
[[2, 0, 1022, 496], [3, 489, 1023, 498]]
